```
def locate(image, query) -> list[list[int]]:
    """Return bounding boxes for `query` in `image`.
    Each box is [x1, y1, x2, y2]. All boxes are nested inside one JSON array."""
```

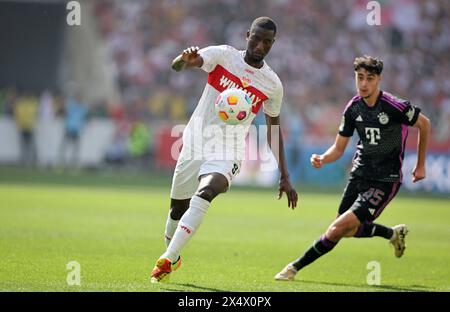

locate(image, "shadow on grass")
[[159, 283, 229, 292], [299, 279, 432, 292]]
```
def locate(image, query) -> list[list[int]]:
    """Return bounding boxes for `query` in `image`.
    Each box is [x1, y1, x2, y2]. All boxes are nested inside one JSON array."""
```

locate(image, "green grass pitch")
[[0, 168, 449, 292]]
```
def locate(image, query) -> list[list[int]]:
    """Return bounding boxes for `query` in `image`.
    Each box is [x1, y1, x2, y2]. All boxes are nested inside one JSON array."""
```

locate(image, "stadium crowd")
[[93, 0, 450, 142], [1, 0, 448, 178]]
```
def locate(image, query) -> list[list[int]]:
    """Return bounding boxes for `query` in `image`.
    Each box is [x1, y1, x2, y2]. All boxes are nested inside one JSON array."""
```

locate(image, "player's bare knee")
[[170, 199, 190, 220], [347, 225, 360, 237], [195, 186, 217, 202], [170, 208, 185, 220], [326, 225, 347, 241]]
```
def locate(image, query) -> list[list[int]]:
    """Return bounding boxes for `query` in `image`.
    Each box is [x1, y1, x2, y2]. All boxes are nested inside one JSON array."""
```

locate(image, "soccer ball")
[[214, 88, 252, 125]]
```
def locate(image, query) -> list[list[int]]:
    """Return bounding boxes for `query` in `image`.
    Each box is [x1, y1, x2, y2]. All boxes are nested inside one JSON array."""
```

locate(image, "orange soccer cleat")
[[150, 258, 172, 283]]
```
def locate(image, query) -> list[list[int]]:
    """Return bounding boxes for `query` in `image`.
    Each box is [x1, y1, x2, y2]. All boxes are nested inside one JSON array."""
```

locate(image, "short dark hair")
[[250, 17, 277, 36], [353, 55, 383, 75]]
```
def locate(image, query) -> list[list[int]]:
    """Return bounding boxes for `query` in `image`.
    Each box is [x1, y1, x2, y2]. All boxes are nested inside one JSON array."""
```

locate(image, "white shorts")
[[170, 158, 241, 200]]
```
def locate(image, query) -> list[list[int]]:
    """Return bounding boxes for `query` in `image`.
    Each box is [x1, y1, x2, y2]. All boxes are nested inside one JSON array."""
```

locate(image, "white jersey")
[[181, 45, 283, 161]]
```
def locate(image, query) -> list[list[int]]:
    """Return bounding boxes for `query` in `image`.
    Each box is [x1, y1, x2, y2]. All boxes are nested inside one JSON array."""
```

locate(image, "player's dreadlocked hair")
[[250, 17, 277, 35], [354, 55, 383, 75]]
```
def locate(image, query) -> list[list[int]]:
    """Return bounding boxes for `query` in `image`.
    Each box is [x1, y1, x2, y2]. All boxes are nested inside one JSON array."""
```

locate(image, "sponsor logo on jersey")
[[406, 107, 415, 122], [369, 208, 376, 215], [208, 65, 268, 114], [356, 115, 363, 122], [365, 127, 381, 145], [378, 112, 389, 125]]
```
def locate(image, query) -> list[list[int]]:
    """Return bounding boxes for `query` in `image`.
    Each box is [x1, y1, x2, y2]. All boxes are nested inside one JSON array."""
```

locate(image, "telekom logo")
[[365, 127, 381, 145]]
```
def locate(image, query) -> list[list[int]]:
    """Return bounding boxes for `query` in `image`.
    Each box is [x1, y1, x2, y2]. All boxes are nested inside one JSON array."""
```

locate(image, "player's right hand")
[[310, 154, 324, 168], [181, 46, 200, 62]]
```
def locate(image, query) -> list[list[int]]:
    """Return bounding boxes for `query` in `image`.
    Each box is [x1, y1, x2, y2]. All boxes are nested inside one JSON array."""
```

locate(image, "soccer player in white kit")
[[151, 17, 298, 283]]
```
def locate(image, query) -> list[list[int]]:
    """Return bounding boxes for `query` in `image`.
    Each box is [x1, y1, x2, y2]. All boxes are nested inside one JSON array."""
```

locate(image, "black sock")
[[292, 235, 337, 271], [354, 223, 393, 239]]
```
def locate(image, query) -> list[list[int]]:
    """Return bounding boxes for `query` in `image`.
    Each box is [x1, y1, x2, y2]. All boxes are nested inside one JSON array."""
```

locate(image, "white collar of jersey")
[[240, 50, 267, 70]]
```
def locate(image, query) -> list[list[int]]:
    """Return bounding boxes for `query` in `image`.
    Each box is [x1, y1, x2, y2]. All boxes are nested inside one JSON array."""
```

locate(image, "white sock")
[[164, 212, 180, 248], [161, 196, 210, 263]]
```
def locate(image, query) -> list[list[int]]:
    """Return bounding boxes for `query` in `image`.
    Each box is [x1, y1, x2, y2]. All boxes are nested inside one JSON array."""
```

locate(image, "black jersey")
[[339, 91, 421, 182]]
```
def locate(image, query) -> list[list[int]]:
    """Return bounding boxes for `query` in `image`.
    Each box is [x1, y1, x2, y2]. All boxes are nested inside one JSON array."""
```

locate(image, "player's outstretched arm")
[[411, 113, 431, 182], [265, 114, 298, 209], [171, 46, 204, 72], [311, 134, 350, 169]]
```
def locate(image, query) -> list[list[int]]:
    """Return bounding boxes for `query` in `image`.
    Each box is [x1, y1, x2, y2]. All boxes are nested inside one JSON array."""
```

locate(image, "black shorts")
[[338, 176, 401, 223]]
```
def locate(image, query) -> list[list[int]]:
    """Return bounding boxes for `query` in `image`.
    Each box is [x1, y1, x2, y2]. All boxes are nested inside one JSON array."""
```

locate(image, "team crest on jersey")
[[241, 77, 251, 88], [378, 112, 389, 125]]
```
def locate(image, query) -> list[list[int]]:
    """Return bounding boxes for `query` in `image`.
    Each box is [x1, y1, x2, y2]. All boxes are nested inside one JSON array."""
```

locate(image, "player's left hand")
[[278, 177, 298, 209], [412, 165, 426, 183]]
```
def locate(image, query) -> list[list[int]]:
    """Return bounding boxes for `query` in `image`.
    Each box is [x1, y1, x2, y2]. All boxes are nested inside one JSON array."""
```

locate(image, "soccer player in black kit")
[[275, 55, 431, 281]]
